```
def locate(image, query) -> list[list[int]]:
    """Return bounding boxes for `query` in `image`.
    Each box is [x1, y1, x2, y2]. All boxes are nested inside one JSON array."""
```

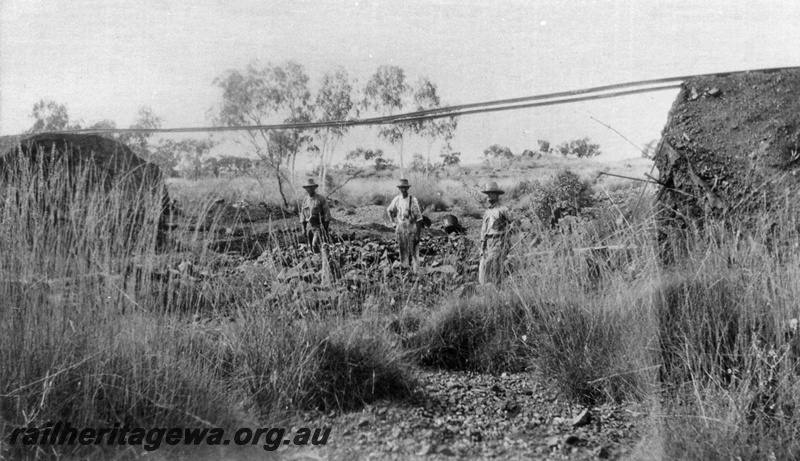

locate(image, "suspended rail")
[[31, 65, 800, 136]]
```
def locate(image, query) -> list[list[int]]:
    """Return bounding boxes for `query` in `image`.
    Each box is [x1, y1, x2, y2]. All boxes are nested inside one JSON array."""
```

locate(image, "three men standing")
[[387, 178, 424, 272], [299, 178, 331, 253], [299, 175, 513, 283], [479, 181, 514, 286]]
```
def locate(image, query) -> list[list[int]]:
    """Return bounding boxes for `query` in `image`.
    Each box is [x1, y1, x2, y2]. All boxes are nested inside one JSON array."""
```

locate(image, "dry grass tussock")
[[3, 153, 800, 459]]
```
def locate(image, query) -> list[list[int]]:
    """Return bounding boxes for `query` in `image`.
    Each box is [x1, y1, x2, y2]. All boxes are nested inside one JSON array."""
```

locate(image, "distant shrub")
[[556, 137, 602, 158], [508, 179, 534, 200], [483, 144, 514, 159], [370, 193, 389, 206], [530, 169, 596, 226], [440, 151, 461, 166]]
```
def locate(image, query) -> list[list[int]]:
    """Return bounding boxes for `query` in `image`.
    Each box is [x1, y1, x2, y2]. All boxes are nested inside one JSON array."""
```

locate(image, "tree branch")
[[325, 169, 363, 199]]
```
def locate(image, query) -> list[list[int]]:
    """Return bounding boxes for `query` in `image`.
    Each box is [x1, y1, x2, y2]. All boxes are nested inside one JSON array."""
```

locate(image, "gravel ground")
[[277, 369, 650, 460]]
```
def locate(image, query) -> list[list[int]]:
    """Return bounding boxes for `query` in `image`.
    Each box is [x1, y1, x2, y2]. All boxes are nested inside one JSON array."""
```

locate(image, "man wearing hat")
[[387, 178, 424, 272], [299, 178, 331, 253], [479, 181, 514, 286]]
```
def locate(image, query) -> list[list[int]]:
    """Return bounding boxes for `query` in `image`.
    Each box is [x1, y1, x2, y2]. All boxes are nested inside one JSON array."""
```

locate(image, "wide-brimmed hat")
[[302, 178, 319, 189], [481, 181, 505, 195], [397, 178, 411, 189]]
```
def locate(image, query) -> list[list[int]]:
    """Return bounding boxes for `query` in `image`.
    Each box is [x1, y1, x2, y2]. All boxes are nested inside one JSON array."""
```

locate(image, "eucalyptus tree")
[[158, 137, 216, 180], [28, 99, 78, 132], [364, 69, 458, 174], [118, 106, 163, 160], [212, 61, 312, 207], [345, 148, 384, 168], [363, 65, 414, 172], [270, 61, 313, 186], [413, 79, 459, 169], [311, 67, 355, 193]]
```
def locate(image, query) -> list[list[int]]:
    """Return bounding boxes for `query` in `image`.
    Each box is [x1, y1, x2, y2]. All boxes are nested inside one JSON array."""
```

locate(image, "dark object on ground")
[[441, 214, 465, 235], [420, 215, 432, 229], [654, 68, 800, 261]]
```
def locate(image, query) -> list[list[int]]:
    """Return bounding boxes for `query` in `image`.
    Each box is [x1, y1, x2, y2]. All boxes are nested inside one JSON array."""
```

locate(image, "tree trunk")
[[319, 141, 327, 194], [290, 153, 297, 189], [399, 138, 405, 175], [321, 162, 329, 196], [275, 167, 289, 209]]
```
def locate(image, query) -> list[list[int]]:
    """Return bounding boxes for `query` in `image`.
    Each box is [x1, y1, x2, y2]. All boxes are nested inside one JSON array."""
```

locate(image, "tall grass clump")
[[410, 289, 534, 373], [506, 205, 661, 405], [505, 188, 800, 456], [652, 213, 800, 459], [235, 311, 414, 414], [0, 151, 246, 458], [530, 297, 654, 405]]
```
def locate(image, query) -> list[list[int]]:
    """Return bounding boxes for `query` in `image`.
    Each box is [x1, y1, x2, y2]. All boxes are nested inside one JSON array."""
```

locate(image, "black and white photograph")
[[2, 1, 800, 459]]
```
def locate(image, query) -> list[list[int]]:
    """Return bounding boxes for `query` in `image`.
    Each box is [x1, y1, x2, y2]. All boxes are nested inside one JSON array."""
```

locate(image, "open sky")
[[1, 0, 799, 164]]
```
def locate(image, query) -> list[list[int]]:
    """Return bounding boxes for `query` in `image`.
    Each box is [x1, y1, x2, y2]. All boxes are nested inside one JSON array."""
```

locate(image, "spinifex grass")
[[0, 151, 416, 459], [652, 214, 800, 460], [234, 312, 414, 414], [0, 152, 247, 459]]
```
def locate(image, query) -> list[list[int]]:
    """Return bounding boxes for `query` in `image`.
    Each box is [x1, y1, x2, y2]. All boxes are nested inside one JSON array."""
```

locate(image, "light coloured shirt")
[[481, 204, 513, 240], [387, 194, 423, 225], [300, 194, 331, 227]]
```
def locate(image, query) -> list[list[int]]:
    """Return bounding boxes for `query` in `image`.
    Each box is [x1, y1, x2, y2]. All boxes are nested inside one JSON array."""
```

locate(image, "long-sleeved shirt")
[[387, 194, 423, 226], [300, 194, 331, 227], [480, 204, 513, 240]]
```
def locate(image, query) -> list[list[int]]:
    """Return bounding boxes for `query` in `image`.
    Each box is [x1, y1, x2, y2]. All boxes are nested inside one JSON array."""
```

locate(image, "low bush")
[[529, 169, 596, 226], [508, 179, 534, 200]]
